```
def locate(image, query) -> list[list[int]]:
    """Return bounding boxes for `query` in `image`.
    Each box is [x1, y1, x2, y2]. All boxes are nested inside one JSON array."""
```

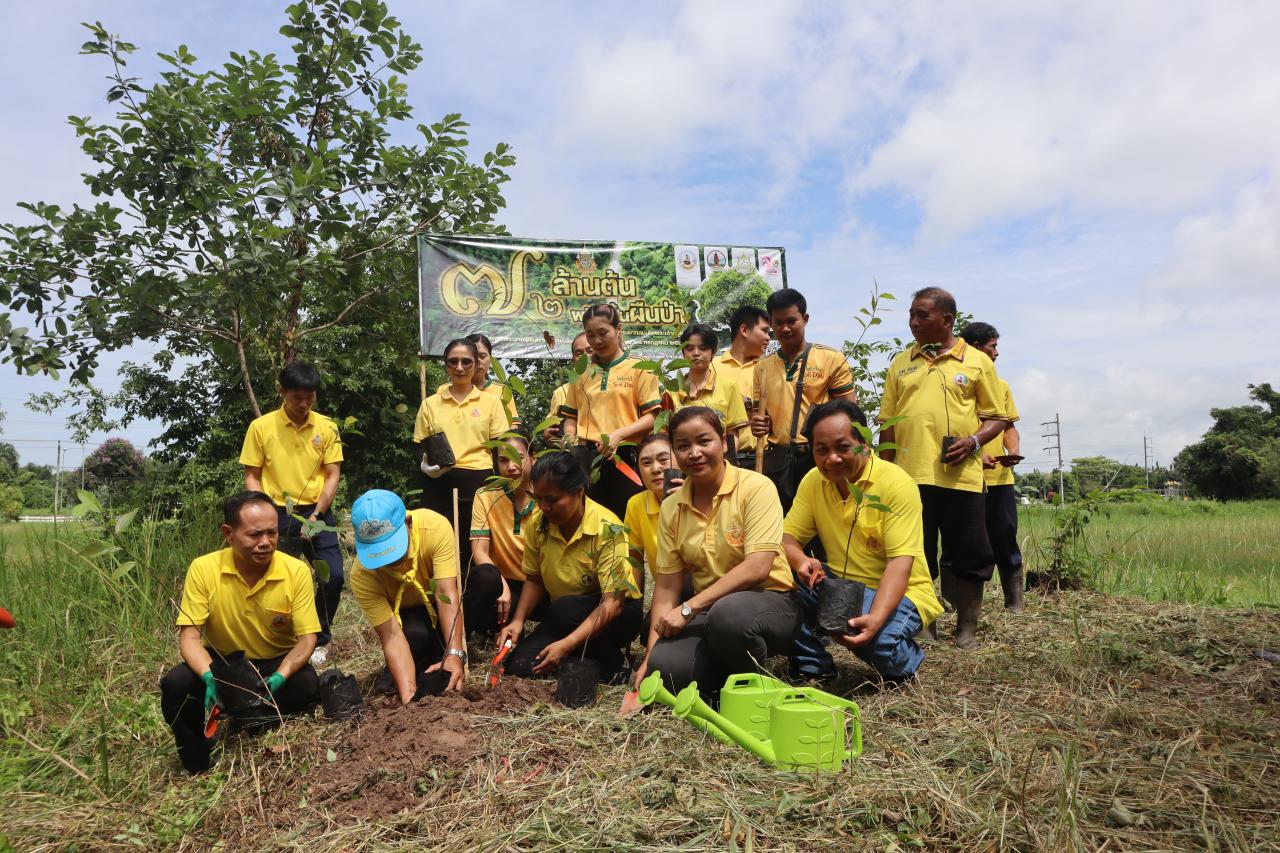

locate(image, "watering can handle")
[[827, 696, 863, 759]]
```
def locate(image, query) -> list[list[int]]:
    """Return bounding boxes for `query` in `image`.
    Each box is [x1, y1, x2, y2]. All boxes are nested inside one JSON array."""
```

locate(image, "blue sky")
[[2, 1, 1277, 472]]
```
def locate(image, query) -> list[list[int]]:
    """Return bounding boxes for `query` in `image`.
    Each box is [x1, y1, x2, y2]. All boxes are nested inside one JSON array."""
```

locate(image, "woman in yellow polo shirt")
[[668, 323, 747, 459], [469, 432, 542, 634], [496, 450, 644, 682], [414, 337, 511, 573], [467, 333, 520, 428], [635, 407, 801, 699], [559, 303, 662, 518], [623, 433, 694, 600]]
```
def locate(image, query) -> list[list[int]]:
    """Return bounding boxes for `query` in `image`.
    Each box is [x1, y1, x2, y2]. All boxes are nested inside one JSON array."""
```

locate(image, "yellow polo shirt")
[[751, 344, 855, 446], [669, 367, 748, 434], [414, 386, 510, 470], [983, 379, 1021, 488], [176, 548, 321, 660], [521, 498, 640, 601], [470, 486, 534, 581], [878, 340, 1006, 493], [559, 351, 661, 441], [714, 352, 760, 452], [439, 381, 520, 427], [239, 407, 343, 506], [656, 464, 795, 594], [623, 489, 662, 570], [547, 383, 571, 432], [784, 462, 943, 626], [351, 509, 458, 628]]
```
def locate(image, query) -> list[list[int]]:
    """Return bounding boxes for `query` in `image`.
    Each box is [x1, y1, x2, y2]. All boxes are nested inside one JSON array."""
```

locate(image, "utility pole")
[[1143, 435, 1154, 489], [54, 440, 62, 518], [1041, 413, 1065, 502]]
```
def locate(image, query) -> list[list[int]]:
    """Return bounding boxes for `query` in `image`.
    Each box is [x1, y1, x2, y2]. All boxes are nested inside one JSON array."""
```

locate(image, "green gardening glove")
[[265, 671, 286, 695], [200, 670, 220, 714]]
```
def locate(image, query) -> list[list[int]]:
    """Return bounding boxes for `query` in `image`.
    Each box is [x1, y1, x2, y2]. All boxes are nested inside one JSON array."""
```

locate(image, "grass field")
[[1, 501, 1278, 851]]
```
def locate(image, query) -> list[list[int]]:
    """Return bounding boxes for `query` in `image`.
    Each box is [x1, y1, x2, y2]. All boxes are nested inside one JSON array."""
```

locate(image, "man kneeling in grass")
[[159, 491, 321, 774], [785, 400, 943, 682]]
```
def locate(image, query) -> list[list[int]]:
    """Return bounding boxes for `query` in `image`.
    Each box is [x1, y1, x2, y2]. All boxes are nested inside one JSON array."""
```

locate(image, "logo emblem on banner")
[[575, 249, 597, 274], [706, 249, 727, 273]]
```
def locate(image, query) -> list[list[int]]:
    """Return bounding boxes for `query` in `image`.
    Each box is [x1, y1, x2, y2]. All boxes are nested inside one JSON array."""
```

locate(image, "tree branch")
[[234, 308, 262, 419], [296, 286, 385, 339]]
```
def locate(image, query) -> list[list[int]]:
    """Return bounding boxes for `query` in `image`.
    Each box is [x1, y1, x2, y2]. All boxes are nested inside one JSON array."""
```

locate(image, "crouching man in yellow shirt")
[[784, 401, 943, 682], [160, 491, 321, 774]]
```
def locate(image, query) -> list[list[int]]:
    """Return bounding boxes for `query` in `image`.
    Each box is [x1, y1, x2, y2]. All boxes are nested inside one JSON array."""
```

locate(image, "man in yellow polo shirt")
[[349, 489, 466, 705], [159, 491, 321, 774], [878, 288, 1009, 648], [750, 288, 856, 510], [959, 322, 1024, 611], [240, 362, 344, 664], [714, 305, 771, 467], [784, 400, 943, 681]]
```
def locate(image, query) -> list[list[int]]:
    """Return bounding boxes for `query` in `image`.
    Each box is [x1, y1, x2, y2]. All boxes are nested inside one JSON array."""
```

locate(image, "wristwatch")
[[446, 647, 468, 663], [679, 602, 693, 619], [968, 434, 982, 458]]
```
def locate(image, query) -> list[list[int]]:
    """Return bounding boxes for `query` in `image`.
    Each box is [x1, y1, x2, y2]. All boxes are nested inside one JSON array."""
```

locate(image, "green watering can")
[[638, 671, 863, 772]]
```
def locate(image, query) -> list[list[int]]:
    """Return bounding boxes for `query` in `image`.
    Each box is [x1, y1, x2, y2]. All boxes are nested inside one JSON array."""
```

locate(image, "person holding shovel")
[[558, 303, 662, 518], [470, 431, 542, 634], [784, 400, 942, 682], [714, 305, 771, 468], [160, 491, 321, 774], [635, 407, 800, 701], [414, 337, 509, 610], [349, 489, 467, 704], [497, 451, 643, 683], [240, 361, 344, 667]]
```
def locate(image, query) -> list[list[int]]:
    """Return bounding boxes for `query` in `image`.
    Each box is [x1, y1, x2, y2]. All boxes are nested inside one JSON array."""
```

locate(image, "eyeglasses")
[[446, 358, 475, 367]]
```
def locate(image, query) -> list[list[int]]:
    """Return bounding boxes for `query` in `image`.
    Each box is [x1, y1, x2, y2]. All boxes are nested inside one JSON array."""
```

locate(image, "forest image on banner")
[[418, 234, 786, 358]]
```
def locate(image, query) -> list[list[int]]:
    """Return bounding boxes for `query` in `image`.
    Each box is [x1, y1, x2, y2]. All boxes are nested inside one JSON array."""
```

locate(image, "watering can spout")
[[639, 672, 735, 746], [673, 684, 776, 764]]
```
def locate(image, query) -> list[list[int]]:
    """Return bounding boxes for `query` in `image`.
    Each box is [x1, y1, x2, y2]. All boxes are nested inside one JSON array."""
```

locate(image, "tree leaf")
[[114, 508, 138, 534]]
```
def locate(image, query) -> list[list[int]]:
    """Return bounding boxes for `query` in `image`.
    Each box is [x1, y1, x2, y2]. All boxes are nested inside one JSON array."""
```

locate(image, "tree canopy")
[[1174, 383, 1280, 500]]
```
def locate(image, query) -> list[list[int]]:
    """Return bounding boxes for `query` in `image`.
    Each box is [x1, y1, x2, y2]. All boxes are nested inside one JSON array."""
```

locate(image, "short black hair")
[[912, 286, 956, 317], [679, 323, 718, 352], [636, 431, 672, 457], [279, 362, 321, 392], [582, 303, 621, 328], [223, 491, 276, 527], [959, 321, 998, 346], [444, 338, 479, 361], [668, 405, 725, 440], [729, 305, 769, 339], [766, 287, 807, 317], [801, 399, 869, 445], [531, 450, 589, 495]]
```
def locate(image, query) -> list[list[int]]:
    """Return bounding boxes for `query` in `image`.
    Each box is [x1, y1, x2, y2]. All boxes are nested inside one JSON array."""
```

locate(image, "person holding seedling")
[[714, 305, 772, 469], [784, 400, 943, 681], [415, 337, 511, 583], [470, 431, 540, 634], [240, 362, 344, 667], [558, 303, 662, 518], [497, 451, 643, 682], [544, 333, 592, 444], [160, 491, 321, 774], [349, 489, 467, 704], [958, 321, 1025, 612], [668, 322, 748, 459], [751, 288, 856, 511], [466, 333, 521, 429], [878, 287, 1009, 648], [636, 407, 801, 701]]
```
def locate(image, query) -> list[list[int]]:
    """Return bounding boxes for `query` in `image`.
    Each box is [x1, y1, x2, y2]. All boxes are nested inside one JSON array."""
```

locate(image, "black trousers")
[[276, 505, 344, 646], [586, 446, 642, 520], [985, 484, 1023, 571], [421, 466, 491, 573], [159, 652, 318, 774], [398, 605, 448, 671], [647, 590, 801, 700], [762, 444, 815, 514], [461, 561, 505, 636], [506, 594, 643, 681], [919, 485, 995, 583]]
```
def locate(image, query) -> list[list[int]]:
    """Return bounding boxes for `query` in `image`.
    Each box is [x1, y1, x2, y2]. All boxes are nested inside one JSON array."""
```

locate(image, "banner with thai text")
[[417, 234, 786, 358]]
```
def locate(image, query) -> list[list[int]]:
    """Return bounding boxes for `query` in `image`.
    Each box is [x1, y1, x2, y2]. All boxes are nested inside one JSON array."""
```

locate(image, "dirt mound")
[[301, 678, 557, 821]]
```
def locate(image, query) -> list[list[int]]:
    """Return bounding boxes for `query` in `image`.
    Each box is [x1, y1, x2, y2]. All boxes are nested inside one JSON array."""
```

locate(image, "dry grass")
[[6, 588, 1277, 852]]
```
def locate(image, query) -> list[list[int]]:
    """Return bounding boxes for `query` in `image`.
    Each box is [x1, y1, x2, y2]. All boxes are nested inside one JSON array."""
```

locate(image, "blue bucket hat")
[[352, 489, 409, 570]]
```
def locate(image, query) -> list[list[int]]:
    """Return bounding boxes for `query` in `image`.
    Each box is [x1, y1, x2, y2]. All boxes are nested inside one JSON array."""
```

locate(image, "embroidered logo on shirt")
[[724, 523, 746, 547], [270, 612, 292, 630], [865, 535, 882, 552], [471, 407, 481, 417], [953, 373, 969, 386], [312, 434, 324, 448]]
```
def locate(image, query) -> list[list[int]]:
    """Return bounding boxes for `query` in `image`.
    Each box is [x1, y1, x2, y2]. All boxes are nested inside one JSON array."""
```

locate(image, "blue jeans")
[[791, 580, 925, 680], [276, 505, 344, 646]]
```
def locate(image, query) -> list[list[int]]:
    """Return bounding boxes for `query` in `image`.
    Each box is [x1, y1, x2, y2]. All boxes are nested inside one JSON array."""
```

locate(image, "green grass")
[[2, 505, 1279, 851], [1020, 499, 1280, 608]]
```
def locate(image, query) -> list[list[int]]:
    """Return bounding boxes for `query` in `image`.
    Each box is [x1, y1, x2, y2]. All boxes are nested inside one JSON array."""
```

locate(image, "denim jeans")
[[791, 580, 925, 680]]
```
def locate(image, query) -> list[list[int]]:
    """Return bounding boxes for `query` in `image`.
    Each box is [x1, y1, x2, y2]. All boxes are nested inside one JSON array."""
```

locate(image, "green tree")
[[1069, 456, 1145, 496], [1, 1, 516, 506], [692, 269, 772, 333], [2, 0, 513, 427], [1174, 383, 1280, 500]]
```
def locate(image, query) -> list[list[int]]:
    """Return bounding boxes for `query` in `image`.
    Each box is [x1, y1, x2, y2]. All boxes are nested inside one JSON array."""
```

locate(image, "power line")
[[1041, 413, 1065, 501]]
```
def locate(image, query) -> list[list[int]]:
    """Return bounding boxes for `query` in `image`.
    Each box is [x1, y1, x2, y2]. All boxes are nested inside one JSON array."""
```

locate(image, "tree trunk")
[[233, 309, 262, 419]]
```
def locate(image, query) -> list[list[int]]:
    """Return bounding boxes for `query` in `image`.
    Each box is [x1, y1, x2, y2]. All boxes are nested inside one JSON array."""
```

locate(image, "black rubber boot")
[[942, 572, 983, 650], [999, 566, 1024, 612]]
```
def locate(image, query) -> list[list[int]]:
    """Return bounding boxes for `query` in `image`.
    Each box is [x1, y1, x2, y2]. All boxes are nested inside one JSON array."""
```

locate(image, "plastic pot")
[[816, 575, 867, 636], [554, 657, 600, 708], [318, 668, 363, 721], [423, 432, 457, 468], [209, 653, 279, 735], [413, 668, 452, 700]]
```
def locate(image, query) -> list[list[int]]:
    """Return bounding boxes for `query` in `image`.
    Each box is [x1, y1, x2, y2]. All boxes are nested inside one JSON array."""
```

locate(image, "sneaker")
[[309, 646, 329, 667]]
